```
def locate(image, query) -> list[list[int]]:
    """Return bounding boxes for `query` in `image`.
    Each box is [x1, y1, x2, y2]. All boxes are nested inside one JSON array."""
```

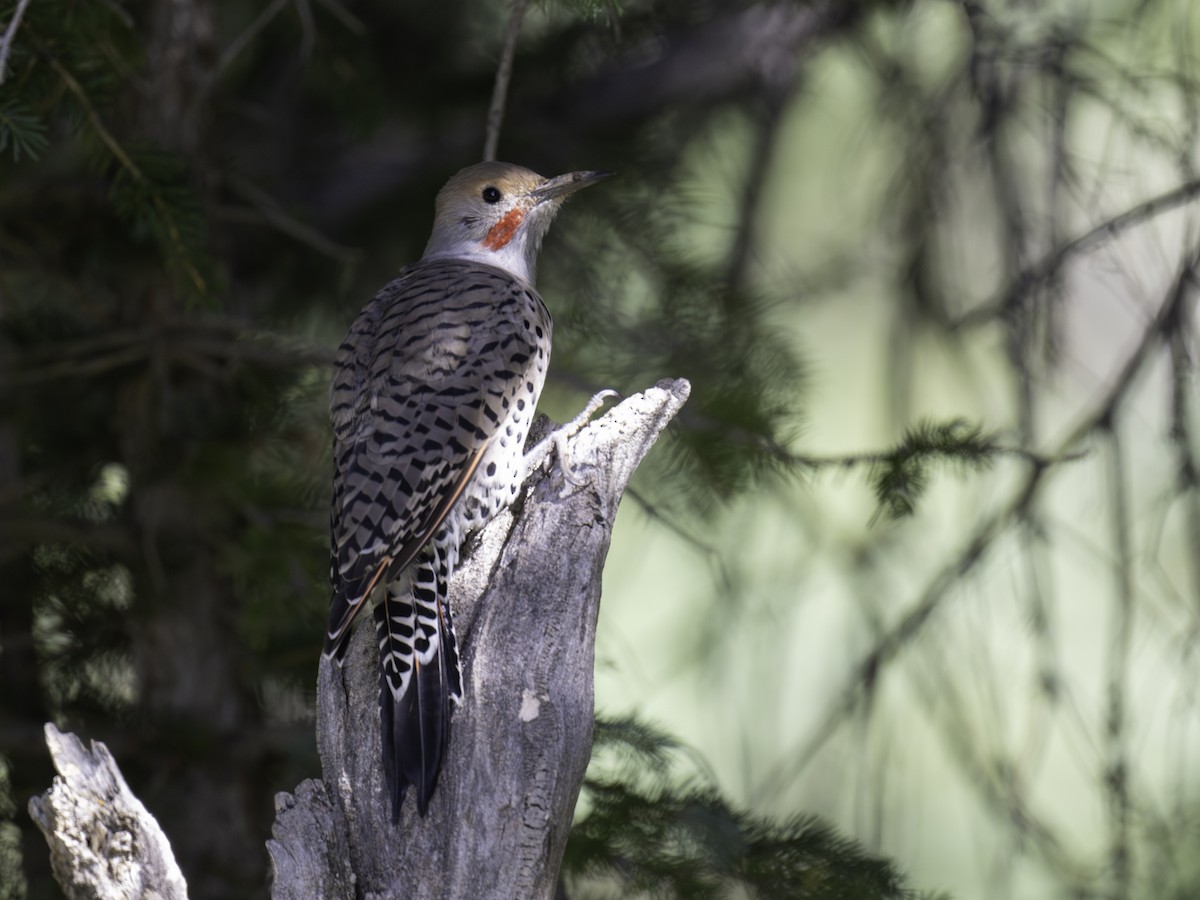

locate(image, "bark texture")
[[269, 377, 690, 899], [28, 723, 190, 900]]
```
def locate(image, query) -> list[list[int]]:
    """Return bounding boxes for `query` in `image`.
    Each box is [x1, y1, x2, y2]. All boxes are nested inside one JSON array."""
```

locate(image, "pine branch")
[[0, 99, 48, 161], [869, 419, 997, 521], [40, 47, 209, 295], [785, 418, 1088, 522], [566, 716, 937, 899]]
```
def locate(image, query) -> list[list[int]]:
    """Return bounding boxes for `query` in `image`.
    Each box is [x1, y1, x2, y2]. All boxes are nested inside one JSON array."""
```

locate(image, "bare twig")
[[758, 244, 1200, 801], [214, 0, 291, 79], [483, 0, 530, 162], [626, 486, 734, 596], [1166, 304, 1200, 632], [1103, 427, 1134, 900], [907, 641, 1092, 885], [756, 460, 1050, 800], [1, 321, 333, 385], [676, 401, 1088, 473], [958, 178, 1200, 328], [295, 0, 315, 59], [3, 345, 149, 384], [92, 0, 134, 29], [788, 444, 1087, 471], [725, 80, 795, 298], [0, 0, 33, 85], [310, 0, 365, 35], [225, 175, 364, 263]]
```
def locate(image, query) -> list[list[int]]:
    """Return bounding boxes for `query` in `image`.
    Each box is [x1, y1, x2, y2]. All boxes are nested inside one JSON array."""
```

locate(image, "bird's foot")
[[525, 389, 619, 484]]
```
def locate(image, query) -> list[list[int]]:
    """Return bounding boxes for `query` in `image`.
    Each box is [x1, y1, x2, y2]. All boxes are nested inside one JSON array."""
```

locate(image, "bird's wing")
[[324, 260, 550, 655]]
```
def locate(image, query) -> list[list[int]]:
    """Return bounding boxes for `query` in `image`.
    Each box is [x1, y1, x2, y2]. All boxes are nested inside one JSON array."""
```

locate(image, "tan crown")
[[422, 161, 608, 284]]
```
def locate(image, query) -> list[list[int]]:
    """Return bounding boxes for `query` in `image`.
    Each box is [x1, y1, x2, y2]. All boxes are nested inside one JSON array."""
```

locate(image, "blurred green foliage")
[[565, 717, 947, 899]]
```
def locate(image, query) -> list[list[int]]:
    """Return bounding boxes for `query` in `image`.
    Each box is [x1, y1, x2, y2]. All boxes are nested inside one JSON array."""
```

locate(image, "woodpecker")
[[324, 161, 609, 821]]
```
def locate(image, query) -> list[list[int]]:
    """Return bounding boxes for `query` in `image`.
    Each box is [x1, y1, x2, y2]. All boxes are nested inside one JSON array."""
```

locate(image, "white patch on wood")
[[519, 689, 541, 722]]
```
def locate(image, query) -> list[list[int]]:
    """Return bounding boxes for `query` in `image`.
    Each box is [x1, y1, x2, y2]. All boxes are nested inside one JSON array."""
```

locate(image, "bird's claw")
[[525, 389, 619, 483]]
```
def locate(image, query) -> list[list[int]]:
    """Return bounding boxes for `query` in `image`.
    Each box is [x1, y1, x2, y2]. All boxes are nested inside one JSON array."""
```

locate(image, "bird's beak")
[[531, 170, 613, 203]]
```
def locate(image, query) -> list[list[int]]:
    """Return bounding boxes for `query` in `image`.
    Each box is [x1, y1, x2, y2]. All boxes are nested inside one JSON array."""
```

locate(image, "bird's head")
[[423, 161, 609, 284]]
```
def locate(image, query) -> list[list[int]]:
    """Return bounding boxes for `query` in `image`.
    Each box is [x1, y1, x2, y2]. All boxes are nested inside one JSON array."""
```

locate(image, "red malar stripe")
[[483, 208, 526, 250]]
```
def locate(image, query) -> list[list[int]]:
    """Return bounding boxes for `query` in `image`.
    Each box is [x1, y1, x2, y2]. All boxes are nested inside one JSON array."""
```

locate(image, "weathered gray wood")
[[28, 723, 190, 900], [269, 378, 690, 900]]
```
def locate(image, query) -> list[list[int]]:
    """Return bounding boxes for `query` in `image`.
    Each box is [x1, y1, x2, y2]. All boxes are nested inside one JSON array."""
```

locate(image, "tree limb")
[[28, 723, 189, 900], [269, 378, 690, 899]]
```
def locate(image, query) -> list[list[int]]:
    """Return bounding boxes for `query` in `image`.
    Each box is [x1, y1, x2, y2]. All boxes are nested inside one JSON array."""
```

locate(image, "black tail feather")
[[379, 653, 408, 818], [375, 589, 455, 821]]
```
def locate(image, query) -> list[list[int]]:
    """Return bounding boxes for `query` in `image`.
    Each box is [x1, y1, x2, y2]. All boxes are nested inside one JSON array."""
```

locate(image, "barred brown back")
[[328, 257, 551, 626], [324, 256, 552, 817]]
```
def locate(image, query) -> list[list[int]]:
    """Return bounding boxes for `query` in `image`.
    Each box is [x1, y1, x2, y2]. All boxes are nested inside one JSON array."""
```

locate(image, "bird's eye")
[[482, 186, 502, 204]]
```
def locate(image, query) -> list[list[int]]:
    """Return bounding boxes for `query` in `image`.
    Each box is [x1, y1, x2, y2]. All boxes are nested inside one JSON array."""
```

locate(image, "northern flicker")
[[323, 161, 609, 820]]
